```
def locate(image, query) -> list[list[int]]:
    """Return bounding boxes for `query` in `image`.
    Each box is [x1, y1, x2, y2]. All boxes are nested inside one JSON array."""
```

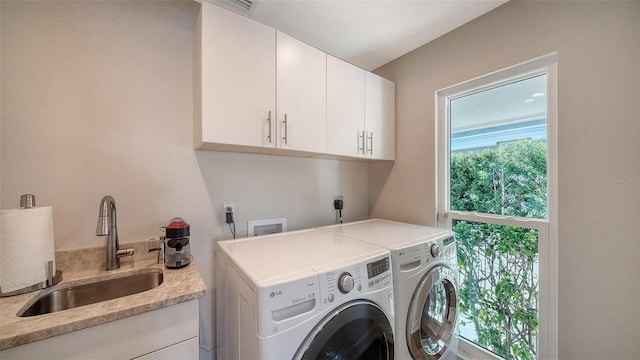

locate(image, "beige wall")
[[372, 1, 640, 359], [2, 1, 639, 359], [0, 1, 370, 355]]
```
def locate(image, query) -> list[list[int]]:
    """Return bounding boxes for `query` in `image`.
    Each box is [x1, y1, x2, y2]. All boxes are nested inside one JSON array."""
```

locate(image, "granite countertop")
[[0, 240, 207, 351]]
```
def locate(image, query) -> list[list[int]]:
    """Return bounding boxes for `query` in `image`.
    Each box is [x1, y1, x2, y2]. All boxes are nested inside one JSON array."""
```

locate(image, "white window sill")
[[455, 336, 502, 360]]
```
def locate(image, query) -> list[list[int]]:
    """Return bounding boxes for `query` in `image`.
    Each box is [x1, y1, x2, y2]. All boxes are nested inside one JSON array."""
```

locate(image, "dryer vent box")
[[248, 218, 287, 236]]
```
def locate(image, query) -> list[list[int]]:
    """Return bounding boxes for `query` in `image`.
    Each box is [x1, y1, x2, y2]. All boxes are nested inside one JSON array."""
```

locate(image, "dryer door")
[[407, 264, 458, 360], [295, 300, 394, 360]]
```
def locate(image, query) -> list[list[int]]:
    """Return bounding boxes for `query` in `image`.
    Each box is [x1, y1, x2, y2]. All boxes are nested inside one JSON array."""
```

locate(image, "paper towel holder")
[[20, 194, 36, 209], [0, 260, 62, 297], [0, 194, 63, 297]]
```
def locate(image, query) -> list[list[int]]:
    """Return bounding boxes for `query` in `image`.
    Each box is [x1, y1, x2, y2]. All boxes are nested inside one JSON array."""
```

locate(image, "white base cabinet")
[[134, 337, 199, 360], [0, 300, 199, 360]]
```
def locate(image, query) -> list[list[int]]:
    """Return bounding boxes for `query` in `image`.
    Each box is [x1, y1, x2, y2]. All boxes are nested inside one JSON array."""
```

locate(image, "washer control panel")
[[338, 272, 355, 293], [259, 274, 320, 336], [318, 254, 392, 310]]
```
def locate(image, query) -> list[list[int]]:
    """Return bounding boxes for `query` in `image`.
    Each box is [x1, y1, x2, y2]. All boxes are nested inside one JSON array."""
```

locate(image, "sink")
[[18, 270, 163, 317]]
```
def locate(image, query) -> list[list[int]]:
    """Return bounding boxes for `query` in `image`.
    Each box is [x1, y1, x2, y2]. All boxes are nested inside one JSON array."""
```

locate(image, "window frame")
[[435, 53, 558, 360]]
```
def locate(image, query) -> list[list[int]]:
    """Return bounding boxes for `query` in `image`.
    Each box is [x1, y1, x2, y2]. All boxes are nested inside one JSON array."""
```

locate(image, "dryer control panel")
[[318, 254, 392, 310], [393, 234, 457, 278], [432, 235, 456, 261], [423, 235, 457, 263], [441, 236, 457, 259]]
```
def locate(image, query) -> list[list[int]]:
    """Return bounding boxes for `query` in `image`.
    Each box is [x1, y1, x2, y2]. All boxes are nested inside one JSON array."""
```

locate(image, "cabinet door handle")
[[359, 130, 365, 154], [367, 132, 373, 155], [267, 111, 272, 143], [283, 114, 288, 145]]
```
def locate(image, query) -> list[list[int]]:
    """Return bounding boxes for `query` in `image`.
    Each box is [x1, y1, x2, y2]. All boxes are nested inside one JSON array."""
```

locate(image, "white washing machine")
[[320, 219, 459, 360], [216, 228, 396, 360]]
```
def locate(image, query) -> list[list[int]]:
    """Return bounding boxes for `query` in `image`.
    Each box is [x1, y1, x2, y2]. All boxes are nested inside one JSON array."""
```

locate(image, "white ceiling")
[[203, 0, 508, 71]]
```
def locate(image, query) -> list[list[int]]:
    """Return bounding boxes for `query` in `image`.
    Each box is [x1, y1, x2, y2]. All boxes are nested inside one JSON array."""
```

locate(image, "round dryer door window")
[[407, 264, 458, 360], [295, 301, 394, 360]]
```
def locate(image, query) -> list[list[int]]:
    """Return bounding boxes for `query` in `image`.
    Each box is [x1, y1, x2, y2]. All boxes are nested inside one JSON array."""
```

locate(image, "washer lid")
[[217, 229, 388, 289], [320, 219, 453, 250]]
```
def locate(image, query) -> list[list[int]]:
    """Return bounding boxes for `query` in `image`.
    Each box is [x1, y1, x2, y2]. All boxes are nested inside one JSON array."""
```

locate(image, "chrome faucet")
[[96, 195, 134, 270]]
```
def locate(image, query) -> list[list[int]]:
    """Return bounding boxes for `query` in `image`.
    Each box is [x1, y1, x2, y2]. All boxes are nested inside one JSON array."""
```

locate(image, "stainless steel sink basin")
[[18, 270, 163, 317]]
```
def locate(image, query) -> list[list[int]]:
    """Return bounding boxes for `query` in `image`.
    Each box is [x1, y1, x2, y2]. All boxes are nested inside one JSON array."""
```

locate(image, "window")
[[436, 54, 558, 360]]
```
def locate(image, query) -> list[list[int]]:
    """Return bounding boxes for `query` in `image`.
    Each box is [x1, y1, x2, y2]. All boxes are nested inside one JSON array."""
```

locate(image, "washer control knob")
[[338, 272, 354, 294], [430, 244, 442, 258]]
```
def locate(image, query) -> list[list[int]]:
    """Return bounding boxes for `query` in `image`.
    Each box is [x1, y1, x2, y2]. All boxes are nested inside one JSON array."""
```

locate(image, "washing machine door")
[[406, 264, 458, 360], [294, 300, 394, 360]]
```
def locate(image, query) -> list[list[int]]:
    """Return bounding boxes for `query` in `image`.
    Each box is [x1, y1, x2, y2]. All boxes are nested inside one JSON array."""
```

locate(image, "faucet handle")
[[148, 237, 165, 264], [116, 248, 135, 257]]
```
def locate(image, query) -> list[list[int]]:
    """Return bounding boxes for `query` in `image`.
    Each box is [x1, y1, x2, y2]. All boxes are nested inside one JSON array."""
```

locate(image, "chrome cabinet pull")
[[359, 130, 365, 154], [367, 131, 373, 155], [283, 114, 288, 145], [267, 111, 272, 143]]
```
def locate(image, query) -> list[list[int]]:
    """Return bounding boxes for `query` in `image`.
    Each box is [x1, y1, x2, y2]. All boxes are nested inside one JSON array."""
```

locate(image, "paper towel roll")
[[0, 206, 56, 293]]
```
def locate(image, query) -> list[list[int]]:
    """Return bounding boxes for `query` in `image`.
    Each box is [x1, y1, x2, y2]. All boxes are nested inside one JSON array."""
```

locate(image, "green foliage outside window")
[[451, 139, 547, 360]]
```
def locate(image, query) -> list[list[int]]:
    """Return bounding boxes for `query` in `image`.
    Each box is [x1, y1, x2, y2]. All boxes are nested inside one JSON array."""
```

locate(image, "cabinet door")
[[327, 55, 365, 158], [134, 337, 199, 360], [365, 73, 395, 160], [276, 31, 326, 153], [197, 3, 276, 148]]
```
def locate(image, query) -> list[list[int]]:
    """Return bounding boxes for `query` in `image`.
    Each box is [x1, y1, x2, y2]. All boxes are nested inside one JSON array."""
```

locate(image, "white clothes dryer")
[[216, 228, 396, 360], [320, 219, 459, 360]]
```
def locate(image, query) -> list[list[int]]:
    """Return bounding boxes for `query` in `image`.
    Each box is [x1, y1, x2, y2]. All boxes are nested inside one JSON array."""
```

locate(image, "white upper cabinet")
[[195, 3, 276, 149], [327, 57, 395, 160], [276, 31, 327, 153], [195, 3, 394, 161], [365, 73, 396, 160], [326, 55, 366, 158]]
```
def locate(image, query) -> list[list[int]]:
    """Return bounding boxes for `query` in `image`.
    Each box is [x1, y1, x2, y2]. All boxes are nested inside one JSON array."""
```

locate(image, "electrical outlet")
[[333, 196, 343, 210], [223, 203, 235, 215]]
